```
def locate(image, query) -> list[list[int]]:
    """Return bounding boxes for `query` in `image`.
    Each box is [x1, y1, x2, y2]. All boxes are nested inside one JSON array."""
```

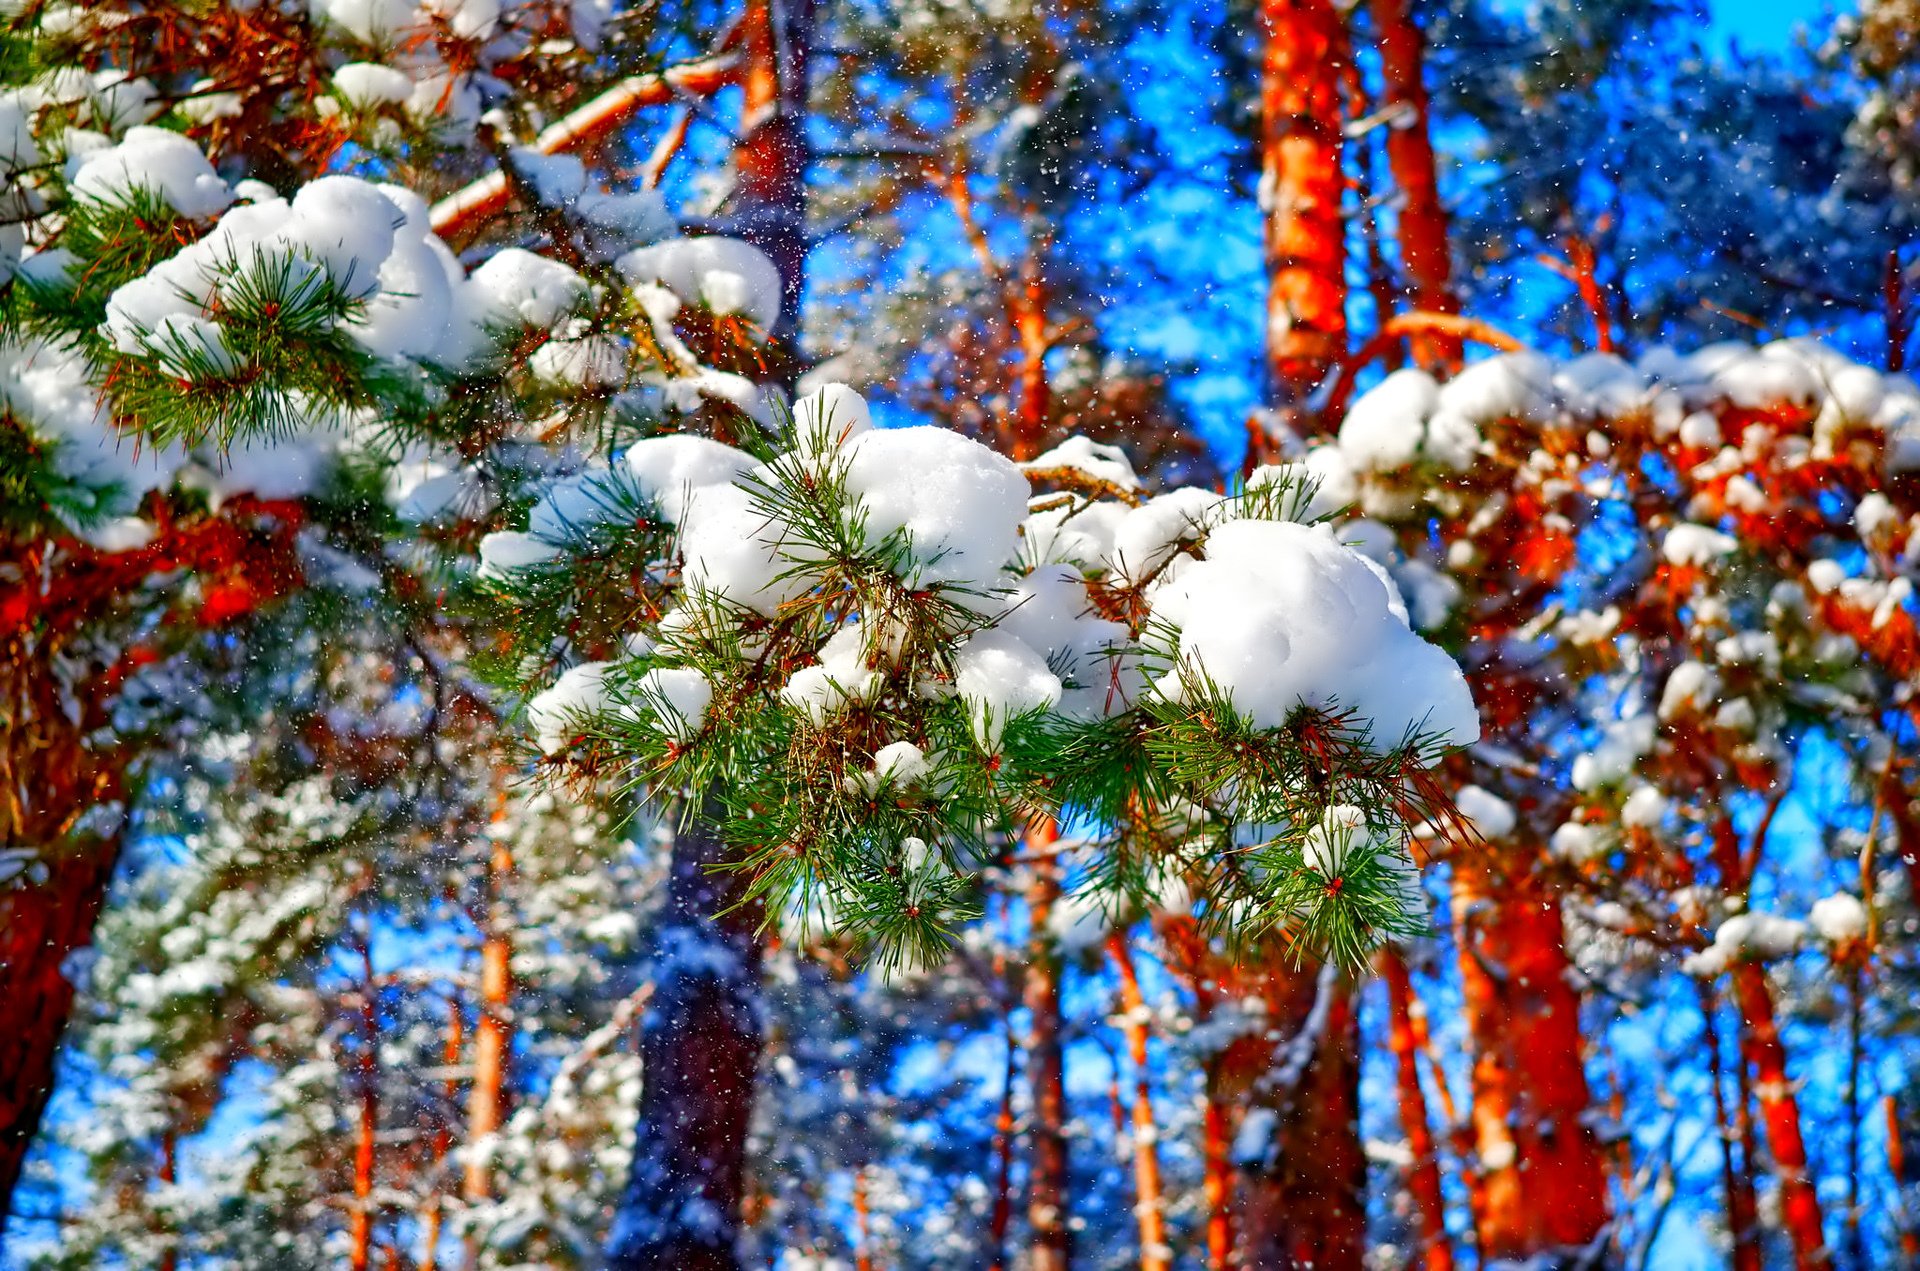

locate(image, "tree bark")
[[462, 831, 514, 1208], [1453, 850, 1609, 1264], [0, 841, 120, 1237], [605, 814, 765, 1271], [1381, 948, 1454, 1271], [1698, 979, 1762, 1271], [733, 0, 815, 344], [1025, 834, 1073, 1271], [352, 938, 380, 1271], [1258, 0, 1349, 425], [1107, 932, 1169, 1271], [1730, 960, 1830, 1269], [1235, 969, 1368, 1271], [1367, 0, 1459, 369]]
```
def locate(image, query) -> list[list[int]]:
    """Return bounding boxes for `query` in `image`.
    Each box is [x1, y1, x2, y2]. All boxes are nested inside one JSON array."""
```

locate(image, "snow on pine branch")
[[493, 385, 1478, 969]]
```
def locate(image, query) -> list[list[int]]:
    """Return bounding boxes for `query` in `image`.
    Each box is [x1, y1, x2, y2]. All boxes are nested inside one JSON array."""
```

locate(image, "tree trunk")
[[1730, 960, 1830, 1269], [1025, 835, 1073, 1271], [734, 0, 815, 344], [1699, 980, 1763, 1271], [1259, 0, 1349, 425], [1367, 0, 1460, 369], [463, 835, 513, 1208], [1381, 948, 1454, 1271], [605, 814, 765, 1271], [1107, 932, 1169, 1271], [352, 938, 380, 1271], [0, 842, 120, 1237], [1235, 968, 1368, 1271], [1453, 850, 1609, 1264], [418, 993, 462, 1271]]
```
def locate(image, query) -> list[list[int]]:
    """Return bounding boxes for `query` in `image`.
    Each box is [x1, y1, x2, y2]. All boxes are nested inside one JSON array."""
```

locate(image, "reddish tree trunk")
[[418, 994, 462, 1271], [1382, 949, 1455, 1271], [1731, 961, 1831, 1269], [987, 996, 1018, 1271], [463, 836, 513, 1206], [1107, 933, 1170, 1271], [734, 0, 815, 343], [1699, 980, 1763, 1271], [0, 842, 119, 1233], [1259, 0, 1349, 423], [1368, 0, 1460, 369], [1453, 851, 1609, 1262], [605, 813, 765, 1271], [1236, 972, 1368, 1271], [1025, 833, 1073, 1271], [352, 941, 380, 1271]]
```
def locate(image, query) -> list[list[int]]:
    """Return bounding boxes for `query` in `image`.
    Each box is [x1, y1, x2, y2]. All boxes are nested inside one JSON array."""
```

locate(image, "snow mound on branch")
[[527, 661, 610, 754], [616, 236, 784, 330], [793, 382, 873, 456], [624, 435, 757, 523], [954, 629, 1063, 747], [1, 340, 186, 511], [677, 482, 805, 617], [1144, 518, 1478, 751], [1455, 786, 1516, 839], [1683, 911, 1806, 977], [1809, 894, 1868, 945], [1105, 487, 1222, 586], [1020, 435, 1141, 492], [68, 125, 233, 218], [843, 426, 1029, 590]]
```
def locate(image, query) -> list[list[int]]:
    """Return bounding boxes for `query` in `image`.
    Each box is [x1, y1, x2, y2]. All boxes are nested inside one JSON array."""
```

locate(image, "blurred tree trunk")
[[734, 0, 815, 345], [605, 815, 765, 1270], [607, 4, 812, 1263], [352, 936, 380, 1271], [1234, 970, 1367, 1271], [1257, 0, 1349, 436], [1367, 0, 1460, 369], [1731, 961, 1830, 1269], [463, 833, 514, 1208], [1025, 825, 1073, 1271], [1107, 933, 1169, 1271], [1453, 848, 1609, 1264], [1381, 949, 1454, 1271]]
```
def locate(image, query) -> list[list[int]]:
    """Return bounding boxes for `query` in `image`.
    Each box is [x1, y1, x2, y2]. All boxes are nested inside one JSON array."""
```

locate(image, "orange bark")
[[1453, 851, 1609, 1260], [418, 994, 463, 1271], [1889, 1095, 1920, 1265], [351, 941, 379, 1271], [1161, 919, 1365, 1269], [1107, 933, 1169, 1271], [1731, 961, 1831, 1269], [1025, 829, 1072, 1271], [428, 55, 740, 238], [734, 0, 815, 343], [987, 997, 1018, 1271], [1367, 0, 1459, 369], [1259, 0, 1349, 416], [1381, 949, 1454, 1271], [1699, 980, 1762, 1271], [463, 835, 513, 1204]]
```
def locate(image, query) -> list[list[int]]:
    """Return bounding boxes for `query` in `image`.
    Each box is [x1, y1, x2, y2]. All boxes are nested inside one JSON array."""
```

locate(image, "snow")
[[623, 434, 757, 523], [1550, 821, 1609, 862], [869, 741, 929, 790], [792, 382, 873, 456], [1020, 435, 1141, 492], [1662, 522, 1739, 567], [1144, 518, 1478, 751], [1620, 785, 1669, 830], [634, 667, 710, 742], [68, 125, 232, 218], [991, 565, 1132, 719], [1302, 804, 1371, 877], [1659, 661, 1721, 719], [527, 661, 611, 753], [616, 236, 785, 330], [1105, 488, 1223, 586], [1022, 499, 1126, 570], [1571, 716, 1654, 791], [1434, 350, 1555, 424], [953, 629, 1063, 747], [331, 62, 415, 108], [1338, 368, 1434, 472], [1, 339, 186, 511], [1684, 912, 1807, 977], [677, 483, 804, 616], [782, 625, 883, 725], [842, 426, 1029, 590], [478, 530, 562, 578], [1455, 786, 1516, 839]]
